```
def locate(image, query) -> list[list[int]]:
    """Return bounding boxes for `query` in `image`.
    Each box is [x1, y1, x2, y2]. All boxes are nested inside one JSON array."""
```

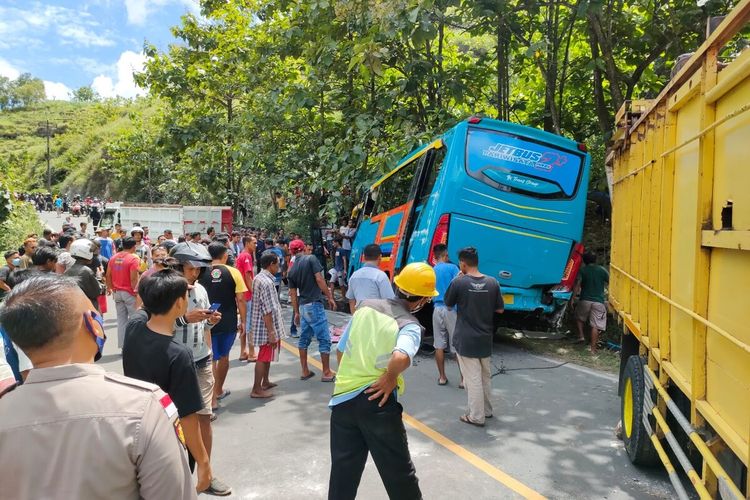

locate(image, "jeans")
[[329, 392, 421, 500], [298, 301, 331, 353], [456, 355, 493, 424], [113, 291, 137, 348]]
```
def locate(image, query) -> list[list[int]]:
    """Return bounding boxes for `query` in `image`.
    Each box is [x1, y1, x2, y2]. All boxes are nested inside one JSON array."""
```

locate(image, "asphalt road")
[[40, 211, 673, 499]]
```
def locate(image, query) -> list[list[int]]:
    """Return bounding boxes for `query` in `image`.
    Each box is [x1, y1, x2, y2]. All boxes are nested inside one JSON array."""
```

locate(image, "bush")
[[0, 203, 43, 253]]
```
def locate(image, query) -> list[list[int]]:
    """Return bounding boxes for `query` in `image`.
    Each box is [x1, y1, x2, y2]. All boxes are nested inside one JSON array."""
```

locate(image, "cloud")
[[0, 3, 115, 49], [91, 51, 147, 98], [57, 24, 115, 48], [43, 81, 72, 101], [124, 0, 200, 25], [0, 57, 20, 80]]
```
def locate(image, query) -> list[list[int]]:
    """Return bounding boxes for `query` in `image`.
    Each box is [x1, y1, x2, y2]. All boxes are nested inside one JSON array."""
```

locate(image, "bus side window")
[[363, 190, 377, 218], [418, 148, 446, 206], [373, 160, 417, 214]]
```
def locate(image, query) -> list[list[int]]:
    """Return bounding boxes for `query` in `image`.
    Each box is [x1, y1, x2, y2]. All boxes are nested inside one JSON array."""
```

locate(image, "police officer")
[[0, 274, 196, 499], [328, 262, 439, 500]]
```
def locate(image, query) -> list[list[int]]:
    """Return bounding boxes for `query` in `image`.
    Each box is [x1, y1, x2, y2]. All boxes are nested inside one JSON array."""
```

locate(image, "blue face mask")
[[82, 311, 107, 361], [11, 258, 21, 267]]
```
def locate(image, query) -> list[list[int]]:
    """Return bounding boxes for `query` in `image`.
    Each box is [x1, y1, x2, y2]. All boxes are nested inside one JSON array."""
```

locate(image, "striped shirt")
[[173, 283, 212, 363], [251, 270, 285, 346]]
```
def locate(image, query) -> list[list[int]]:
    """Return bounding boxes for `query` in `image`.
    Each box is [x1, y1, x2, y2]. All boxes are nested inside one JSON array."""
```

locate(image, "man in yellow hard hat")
[[327, 262, 438, 500]]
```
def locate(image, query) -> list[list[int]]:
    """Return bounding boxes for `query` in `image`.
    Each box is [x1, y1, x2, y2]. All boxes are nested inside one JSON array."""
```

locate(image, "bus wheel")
[[621, 355, 659, 466]]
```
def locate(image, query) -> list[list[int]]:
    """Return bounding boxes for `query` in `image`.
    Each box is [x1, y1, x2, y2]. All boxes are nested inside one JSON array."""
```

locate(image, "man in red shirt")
[[106, 236, 140, 349], [235, 235, 257, 362]]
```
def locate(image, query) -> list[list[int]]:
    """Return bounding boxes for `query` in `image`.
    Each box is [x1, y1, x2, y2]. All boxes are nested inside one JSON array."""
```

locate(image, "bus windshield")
[[465, 128, 583, 198]]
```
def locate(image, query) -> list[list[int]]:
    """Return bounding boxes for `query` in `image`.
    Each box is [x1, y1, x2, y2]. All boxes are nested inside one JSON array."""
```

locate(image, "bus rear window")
[[465, 128, 583, 198]]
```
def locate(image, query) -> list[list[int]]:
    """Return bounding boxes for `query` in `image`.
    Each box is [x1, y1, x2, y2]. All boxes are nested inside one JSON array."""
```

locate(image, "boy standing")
[[574, 252, 609, 354], [444, 247, 504, 427], [328, 236, 348, 299], [250, 251, 286, 398], [122, 270, 213, 493], [431, 244, 460, 387]]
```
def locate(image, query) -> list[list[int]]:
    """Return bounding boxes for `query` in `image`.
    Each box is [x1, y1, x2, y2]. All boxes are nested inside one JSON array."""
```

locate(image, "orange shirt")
[[110, 251, 139, 295]]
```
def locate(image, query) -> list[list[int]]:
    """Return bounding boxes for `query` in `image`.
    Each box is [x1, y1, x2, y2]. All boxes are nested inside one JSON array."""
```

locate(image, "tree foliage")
[[5, 0, 737, 226], [0, 73, 46, 110]]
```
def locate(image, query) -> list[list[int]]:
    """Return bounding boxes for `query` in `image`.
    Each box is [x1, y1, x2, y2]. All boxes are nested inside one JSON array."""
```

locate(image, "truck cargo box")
[[608, 3, 750, 497]]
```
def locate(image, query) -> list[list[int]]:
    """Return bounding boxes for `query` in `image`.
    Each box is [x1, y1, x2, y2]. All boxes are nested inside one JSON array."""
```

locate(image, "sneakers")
[[206, 477, 232, 496]]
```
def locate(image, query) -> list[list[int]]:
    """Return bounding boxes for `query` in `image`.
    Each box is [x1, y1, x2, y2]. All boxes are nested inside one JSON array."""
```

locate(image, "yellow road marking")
[[280, 340, 547, 499]]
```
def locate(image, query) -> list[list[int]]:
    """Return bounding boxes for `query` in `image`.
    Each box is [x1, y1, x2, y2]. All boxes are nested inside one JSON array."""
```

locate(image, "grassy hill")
[[0, 99, 153, 196]]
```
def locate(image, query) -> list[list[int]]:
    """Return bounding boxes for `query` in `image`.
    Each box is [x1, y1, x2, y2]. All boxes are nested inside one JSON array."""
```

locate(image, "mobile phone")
[[208, 303, 221, 313]]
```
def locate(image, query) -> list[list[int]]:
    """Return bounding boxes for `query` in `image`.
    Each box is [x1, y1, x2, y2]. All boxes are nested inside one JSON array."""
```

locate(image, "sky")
[[0, 0, 201, 100]]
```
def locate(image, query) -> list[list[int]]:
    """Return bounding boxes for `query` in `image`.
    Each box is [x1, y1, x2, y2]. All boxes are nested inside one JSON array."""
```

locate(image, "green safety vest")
[[333, 299, 423, 399]]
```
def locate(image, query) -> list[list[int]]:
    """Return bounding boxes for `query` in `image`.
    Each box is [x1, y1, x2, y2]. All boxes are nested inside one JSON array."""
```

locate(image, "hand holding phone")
[[208, 302, 221, 313]]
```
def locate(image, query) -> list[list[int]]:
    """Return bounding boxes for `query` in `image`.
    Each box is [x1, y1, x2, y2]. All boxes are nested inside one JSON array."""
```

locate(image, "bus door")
[[399, 144, 447, 270]]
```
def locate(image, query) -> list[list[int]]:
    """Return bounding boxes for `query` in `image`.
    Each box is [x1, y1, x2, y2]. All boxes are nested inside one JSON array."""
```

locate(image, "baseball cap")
[[289, 239, 305, 253]]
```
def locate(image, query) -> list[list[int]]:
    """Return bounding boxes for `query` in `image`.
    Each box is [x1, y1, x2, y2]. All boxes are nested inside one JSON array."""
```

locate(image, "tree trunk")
[[495, 19, 510, 121], [587, 23, 613, 136]]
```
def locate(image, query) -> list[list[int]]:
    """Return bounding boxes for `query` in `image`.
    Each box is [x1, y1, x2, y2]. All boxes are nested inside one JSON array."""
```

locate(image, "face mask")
[[83, 311, 107, 361], [11, 258, 21, 266], [410, 297, 431, 314]]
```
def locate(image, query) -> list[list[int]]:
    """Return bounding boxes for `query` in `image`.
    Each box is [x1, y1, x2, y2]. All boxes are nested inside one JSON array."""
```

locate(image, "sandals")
[[460, 414, 485, 428], [300, 371, 315, 380], [321, 376, 336, 383], [438, 378, 449, 386]]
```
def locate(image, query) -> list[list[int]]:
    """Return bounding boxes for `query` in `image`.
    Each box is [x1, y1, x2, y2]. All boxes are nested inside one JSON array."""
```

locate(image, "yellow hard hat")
[[394, 262, 439, 297]]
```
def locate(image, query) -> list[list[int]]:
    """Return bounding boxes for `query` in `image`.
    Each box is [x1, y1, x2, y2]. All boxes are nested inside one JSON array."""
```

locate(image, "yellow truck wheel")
[[621, 355, 659, 466]]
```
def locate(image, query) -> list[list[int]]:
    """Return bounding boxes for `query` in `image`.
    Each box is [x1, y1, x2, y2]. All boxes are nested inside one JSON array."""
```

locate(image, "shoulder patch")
[[104, 372, 160, 392]]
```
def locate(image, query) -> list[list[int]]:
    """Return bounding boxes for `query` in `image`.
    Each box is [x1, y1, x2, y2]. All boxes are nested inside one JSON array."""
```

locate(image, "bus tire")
[[621, 355, 659, 466]]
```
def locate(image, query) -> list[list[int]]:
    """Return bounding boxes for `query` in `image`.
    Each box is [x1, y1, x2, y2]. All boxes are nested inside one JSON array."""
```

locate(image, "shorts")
[[575, 300, 607, 331], [245, 300, 252, 336], [432, 306, 457, 350], [257, 343, 279, 363], [211, 331, 237, 359], [298, 301, 331, 353], [328, 268, 346, 286], [195, 356, 214, 415]]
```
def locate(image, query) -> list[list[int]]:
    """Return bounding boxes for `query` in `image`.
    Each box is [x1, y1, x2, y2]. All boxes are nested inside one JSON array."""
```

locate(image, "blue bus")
[[349, 116, 591, 326]]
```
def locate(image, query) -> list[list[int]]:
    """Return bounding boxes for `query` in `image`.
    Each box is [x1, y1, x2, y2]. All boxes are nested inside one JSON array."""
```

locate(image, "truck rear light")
[[557, 243, 584, 292], [427, 214, 450, 265]]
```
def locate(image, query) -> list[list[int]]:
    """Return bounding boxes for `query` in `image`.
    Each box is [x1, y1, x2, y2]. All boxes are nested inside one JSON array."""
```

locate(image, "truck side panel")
[[609, 4, 750, 493]]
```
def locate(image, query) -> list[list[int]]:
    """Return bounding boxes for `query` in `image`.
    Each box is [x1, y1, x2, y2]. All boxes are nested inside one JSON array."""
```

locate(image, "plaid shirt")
[[251, 269, 285, 345]]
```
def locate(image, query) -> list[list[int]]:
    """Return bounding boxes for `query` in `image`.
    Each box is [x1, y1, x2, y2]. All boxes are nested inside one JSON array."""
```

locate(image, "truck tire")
[[621, 355, 659, 466]]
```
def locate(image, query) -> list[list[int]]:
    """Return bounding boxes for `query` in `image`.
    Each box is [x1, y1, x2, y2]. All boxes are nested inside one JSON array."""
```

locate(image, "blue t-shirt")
[[270, 246, 285, 283], [334, 248, 345, 272], [433, 261, 459, 307], [97, 237, 114, 259]]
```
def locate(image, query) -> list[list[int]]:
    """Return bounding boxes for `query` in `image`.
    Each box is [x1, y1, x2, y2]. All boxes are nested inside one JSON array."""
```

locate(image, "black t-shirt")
[[122, 310, 203, 418], [0, 265, 11, 299], [287, 255, 325, 305], [198, 264, 242, 333], [444, 274, 504, 358]]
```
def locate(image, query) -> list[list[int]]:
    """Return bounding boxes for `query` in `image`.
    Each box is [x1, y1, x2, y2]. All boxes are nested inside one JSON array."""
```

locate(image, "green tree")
[[72, 86, 99, 102], [12, 73, 46, 108]]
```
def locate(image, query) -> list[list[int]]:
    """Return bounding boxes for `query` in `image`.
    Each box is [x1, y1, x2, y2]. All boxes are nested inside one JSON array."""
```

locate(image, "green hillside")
[[0, 99, 153, 196]]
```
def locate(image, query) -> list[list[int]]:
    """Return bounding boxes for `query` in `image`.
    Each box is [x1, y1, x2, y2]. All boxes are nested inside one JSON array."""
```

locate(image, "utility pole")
[[38, 113, 56, 192], [45, 118, 51, 191]]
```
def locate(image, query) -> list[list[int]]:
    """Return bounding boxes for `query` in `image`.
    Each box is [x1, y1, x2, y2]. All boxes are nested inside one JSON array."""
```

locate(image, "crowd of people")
[[0, 206, 610, 499]]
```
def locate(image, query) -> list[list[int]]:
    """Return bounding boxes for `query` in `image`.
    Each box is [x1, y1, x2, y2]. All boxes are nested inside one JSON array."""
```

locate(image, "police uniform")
[[0, 363, 196, 500]]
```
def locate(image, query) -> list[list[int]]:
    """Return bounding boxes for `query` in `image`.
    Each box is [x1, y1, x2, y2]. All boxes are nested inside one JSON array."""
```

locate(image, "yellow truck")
[[607, 2, 750, 498]]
